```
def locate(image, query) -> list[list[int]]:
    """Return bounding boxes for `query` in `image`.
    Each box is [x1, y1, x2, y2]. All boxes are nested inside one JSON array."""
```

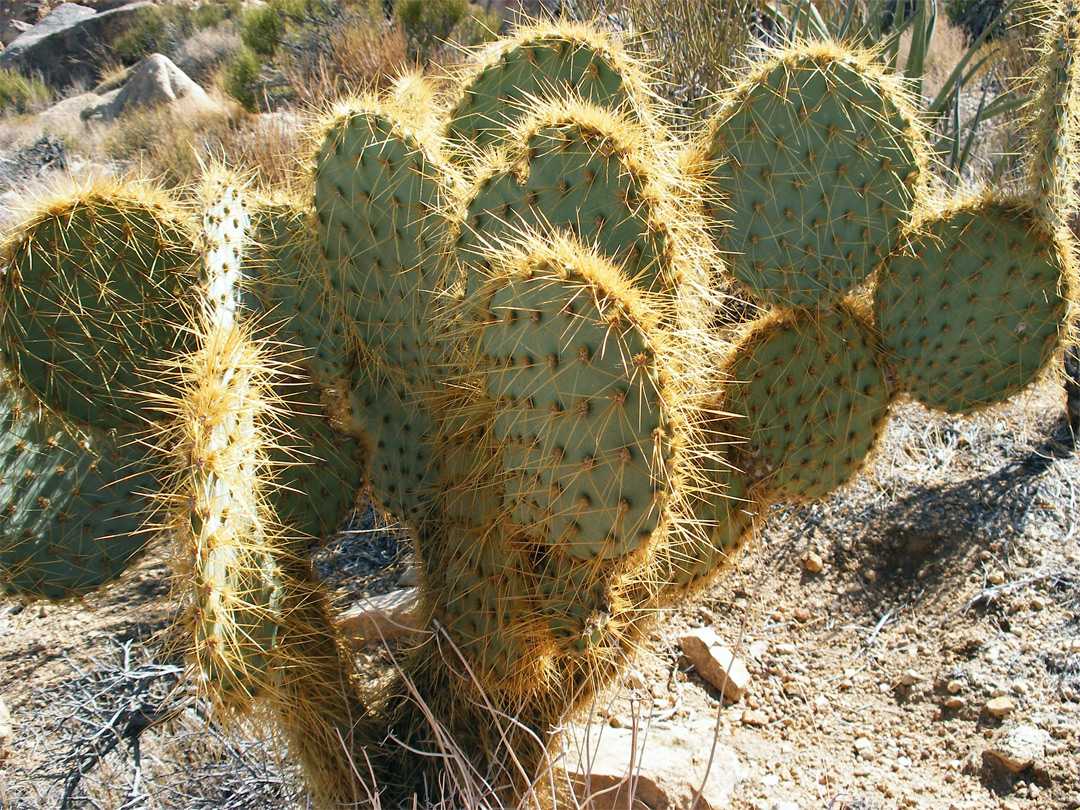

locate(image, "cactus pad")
[[445, 22, 655, 159], [0, 183, 198, 429], [0, 382, 156, 600], [462, 241, 675, 562], [459, 101, 673, 297], [702, 42, 923, 307], [727, 307, 890, 501], [876, 197, 1069, 414]]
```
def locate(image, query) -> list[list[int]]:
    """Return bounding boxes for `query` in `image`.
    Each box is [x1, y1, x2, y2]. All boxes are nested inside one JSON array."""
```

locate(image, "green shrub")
[[394, 0, 469, 60], [241, 5, 285, 56], [0, 69, 50, 114], [221, 46, 262, 111]]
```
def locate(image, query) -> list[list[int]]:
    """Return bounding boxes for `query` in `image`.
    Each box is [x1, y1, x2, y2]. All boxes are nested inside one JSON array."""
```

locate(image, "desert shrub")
[[97, 97, 299, 191], [394, 0, 469, 60], [112, 2, 241, 64], [241, 5, 285, 56], [173, 23, 244, 84], [280, 14, 408, 107], [220, 46, 263, 112], [447, 5, 502, 49], [0, 69, 50, 114]]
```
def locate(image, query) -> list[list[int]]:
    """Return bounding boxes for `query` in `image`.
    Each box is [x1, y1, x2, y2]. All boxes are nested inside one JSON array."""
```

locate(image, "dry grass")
[[90, 96, 303, 193], [897, 16, 979, 100], [281, 20, 409, 111]]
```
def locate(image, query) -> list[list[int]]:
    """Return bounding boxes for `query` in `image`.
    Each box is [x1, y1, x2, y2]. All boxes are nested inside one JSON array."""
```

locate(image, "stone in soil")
[[564, 723, 745, 810], [680, 628, 751, 701], [983, 724, 1049, 773]]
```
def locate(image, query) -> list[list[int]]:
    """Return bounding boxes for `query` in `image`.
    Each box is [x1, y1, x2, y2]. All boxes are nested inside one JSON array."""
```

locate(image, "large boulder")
[[87, 53, 220, 121], [0, 2, 155, 88]]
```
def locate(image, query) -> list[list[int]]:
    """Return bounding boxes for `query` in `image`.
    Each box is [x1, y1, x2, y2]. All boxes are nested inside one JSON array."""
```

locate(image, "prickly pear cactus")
[[696, 41, 926, 308], [876, 194, 1072, 414], [0, 181, 199, 428], [444, 20, 660, 162]]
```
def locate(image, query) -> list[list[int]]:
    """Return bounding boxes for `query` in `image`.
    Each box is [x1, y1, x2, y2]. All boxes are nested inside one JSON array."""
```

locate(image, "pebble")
[[793, 607, 812, 622], [803, 552, 824, 573], [900, 669, 921, 686], [988, 570, 1006, 585], [742, 709, 769, 726], [679, 628, 752, 702], [854, 737, 876, 761], [946, 679, 964, 694], [943, 696, 965, 710], [985, 696, 1018, 718]]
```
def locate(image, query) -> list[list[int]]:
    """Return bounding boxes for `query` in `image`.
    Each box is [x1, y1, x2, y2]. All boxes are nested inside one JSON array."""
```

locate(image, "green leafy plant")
[[0, 69, 50, 114]]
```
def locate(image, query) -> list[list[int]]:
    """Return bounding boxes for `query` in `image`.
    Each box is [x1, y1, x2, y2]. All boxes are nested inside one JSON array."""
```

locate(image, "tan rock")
[[985, 696, 1018, 718], [983, 725, 1048, 773], [679, 628, 751, 702], [803, 551, 824, 573], [336, 588, 420, 649], [564, 723, 745, 810]]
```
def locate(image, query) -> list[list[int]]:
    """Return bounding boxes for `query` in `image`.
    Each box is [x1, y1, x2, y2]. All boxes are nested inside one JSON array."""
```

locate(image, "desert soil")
[[0, 377, 1077, 810]]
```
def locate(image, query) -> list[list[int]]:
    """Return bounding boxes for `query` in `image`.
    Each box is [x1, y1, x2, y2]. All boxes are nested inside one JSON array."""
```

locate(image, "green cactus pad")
[[271, 389, 365, 541], [468, 254, 674, 561], [445, 22, 654, 160], [702, 42, 923, 308], [313, 104, 449, 387], [0, 183, 199, 429], [0, 382, 157, 600], [536, 552, 612, 656], [437, 536, 542, 687], [727, 307, 890, 501], [875, 197, 1069, 414], [459, 103, 669, 296]]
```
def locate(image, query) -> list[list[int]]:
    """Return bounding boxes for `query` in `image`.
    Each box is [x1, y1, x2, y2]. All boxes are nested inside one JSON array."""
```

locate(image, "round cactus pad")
[[876, 199, 1068, 413], [461, 111, 667, 295], [0, 189, 198, 429], [670, 456, 753, 588], [475, 266, 672, 561], [706, 46, 921, 307], [728, 308, 890, 501], [0, 385, 157, 600], [446, 28, 645, 158]]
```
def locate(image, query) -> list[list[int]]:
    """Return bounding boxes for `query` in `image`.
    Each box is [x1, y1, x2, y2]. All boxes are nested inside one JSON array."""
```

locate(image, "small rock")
[[679, 628, 752, 702], [946, 679, 964, 694], [565, 724, 745, 810], [900, 669, 921, 686], [854, 737, 876, 761], [986, 696, 1018, 718], [626, 668, 648, 692], [336, 588, 420, 649], [793, 607, 812, 622], [987, 570, 1006, 585], [1031, 596, 1047, 611], [803, 551, 824, 573], [942, 696, 965, 710], [984, 725, 1048, 773], [741, 709, 769, 726]]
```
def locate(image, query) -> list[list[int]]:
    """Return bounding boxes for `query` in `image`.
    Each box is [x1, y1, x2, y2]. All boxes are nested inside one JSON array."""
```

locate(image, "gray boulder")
[[87, 53, 219, 121], [0, 2, 155, 88]]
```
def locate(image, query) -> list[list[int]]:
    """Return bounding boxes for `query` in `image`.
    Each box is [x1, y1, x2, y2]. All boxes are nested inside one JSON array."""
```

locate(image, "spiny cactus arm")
[[444, 19, 664, 163], [0, 178, 200, 429], [875, 192, 1074, 414], [0, 378, 159, 600], [725, 305, 891, 502], [692, 40, 928, 308], [1023, 0, 1080, 232]]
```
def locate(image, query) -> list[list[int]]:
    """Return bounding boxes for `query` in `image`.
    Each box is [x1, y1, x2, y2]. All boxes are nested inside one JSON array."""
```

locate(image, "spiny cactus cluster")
[[0, 12, 1077, 809]]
